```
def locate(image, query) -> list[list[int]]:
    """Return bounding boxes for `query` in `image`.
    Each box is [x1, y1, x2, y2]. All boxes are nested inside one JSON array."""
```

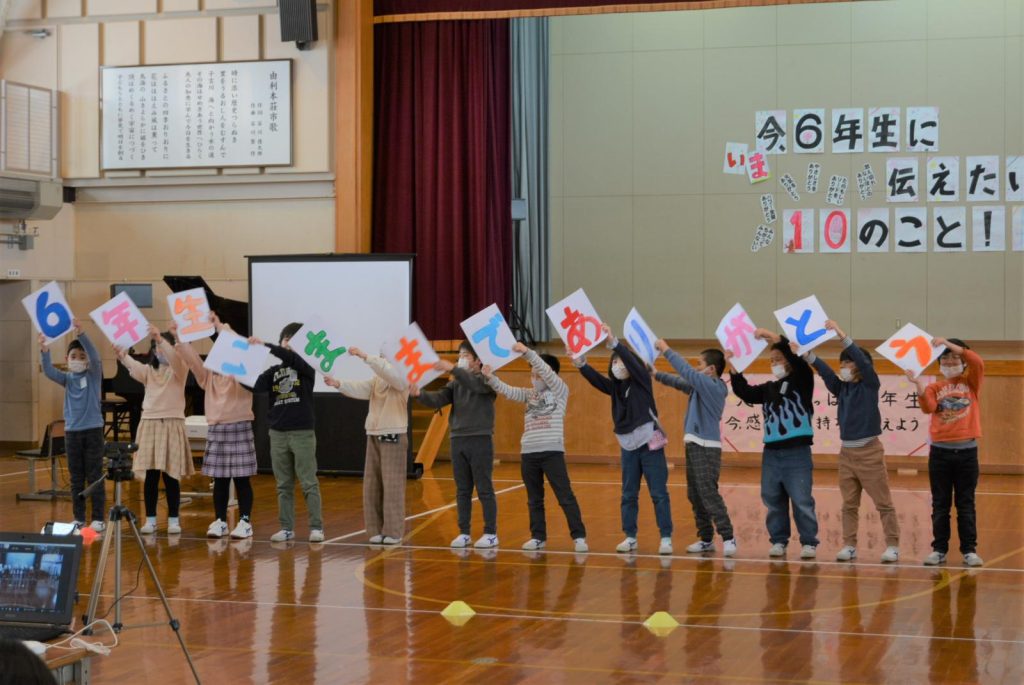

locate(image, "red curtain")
[[372, 20, 512, 340]]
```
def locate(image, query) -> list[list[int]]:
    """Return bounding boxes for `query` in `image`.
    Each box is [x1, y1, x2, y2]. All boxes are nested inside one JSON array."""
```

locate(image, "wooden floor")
[[0, 457, 1021, 684]]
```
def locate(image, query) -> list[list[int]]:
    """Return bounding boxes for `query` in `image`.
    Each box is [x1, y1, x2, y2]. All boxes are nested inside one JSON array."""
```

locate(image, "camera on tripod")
[[104, 441, 138, 482]]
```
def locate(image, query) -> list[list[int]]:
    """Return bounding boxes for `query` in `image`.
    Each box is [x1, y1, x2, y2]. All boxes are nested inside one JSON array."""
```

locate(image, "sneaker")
[[90, 520, 106, 533], [880, 546, 899, 563], [368, 535, 384, 544], [207, 519, 229, 538], [658, 538, 673, 555], [167, 518, 182, 535], [72, 520, 85, 529], [270, 529, 295, 543], [139, 520, 156, 535], [521, 538, 546, 551], [835, 546, 857, 562], [963, 552, 984, 567], [723, 539, 737, 558], [768, 543, 786, 557], [450, 534, 472, 548], [309, 529, 325, 543], [574, 538, 589, 553], [923, 550, 947, 566], [474, 534, 499, 549], [381, 536, 400, 545], [616, 537, 638, 553], [686, 540, 715, 554], [800, 545, 817, 559], [230, 520, 253, 539]]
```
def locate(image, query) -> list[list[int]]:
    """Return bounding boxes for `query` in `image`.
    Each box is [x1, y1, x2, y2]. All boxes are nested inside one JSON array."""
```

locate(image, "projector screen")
[[248, 254, 413, 392]]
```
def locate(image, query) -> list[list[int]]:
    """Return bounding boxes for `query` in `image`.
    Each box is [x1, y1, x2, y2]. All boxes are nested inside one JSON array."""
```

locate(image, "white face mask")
[[531, 378, 546, 392], [941, 364, 964, 379], [839, 367, 854, 382], [457, 356, 471, 371], [68, 360, 88, 374], [611, 362, 629, 380], [771, 364, 788, 380], [155, 352, 168, 366]]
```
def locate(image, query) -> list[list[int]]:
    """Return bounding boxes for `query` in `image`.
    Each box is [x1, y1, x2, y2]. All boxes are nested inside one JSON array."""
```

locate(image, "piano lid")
[[163, 275, 250, 337]]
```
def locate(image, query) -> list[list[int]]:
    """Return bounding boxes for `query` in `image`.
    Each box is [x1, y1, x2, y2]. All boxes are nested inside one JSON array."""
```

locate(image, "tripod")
[[81, 447, 201, 683]]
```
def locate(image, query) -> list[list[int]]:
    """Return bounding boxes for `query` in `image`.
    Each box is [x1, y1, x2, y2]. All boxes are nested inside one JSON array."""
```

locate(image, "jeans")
[[761, 445, 819, 546], [521, 451, 586, 541], [451, 436, 497, 535], [269, 429, 323, 531], [928, 445, 979, 554], [621, 444, 673, 538], [66, 427, 105, 523]]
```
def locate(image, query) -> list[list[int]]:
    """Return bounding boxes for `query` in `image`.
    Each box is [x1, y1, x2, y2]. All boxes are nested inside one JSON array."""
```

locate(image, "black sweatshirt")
[[579, 340, 658, 436], [253, 344, 316, 431]]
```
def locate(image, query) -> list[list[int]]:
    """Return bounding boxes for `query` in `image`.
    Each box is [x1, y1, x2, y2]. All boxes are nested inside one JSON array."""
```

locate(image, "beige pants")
[[839, 438, 900, 547], [363, 434, 408, 539]]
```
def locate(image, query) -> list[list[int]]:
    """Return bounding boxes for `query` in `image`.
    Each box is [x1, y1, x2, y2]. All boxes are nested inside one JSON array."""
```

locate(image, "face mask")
[[457, 356, 471, 370], [532, 378, 546, 392], [771, 364, 788, 380], [155, 353, 168, 366], [611, 362, 629, 380], [941, 364, 964, 379], [68, 360, 88, 374], [839, 367, 854, 382]]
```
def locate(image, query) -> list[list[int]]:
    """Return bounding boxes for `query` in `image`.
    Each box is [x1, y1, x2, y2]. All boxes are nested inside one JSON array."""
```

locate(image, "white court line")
[[322, 483, 525, 544], [107, 593, 1024, 646], [0, 469, 30, 478]]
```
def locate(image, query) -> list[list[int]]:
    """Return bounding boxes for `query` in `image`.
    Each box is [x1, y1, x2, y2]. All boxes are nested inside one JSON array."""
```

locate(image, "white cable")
[[42, 619, 119, 656]]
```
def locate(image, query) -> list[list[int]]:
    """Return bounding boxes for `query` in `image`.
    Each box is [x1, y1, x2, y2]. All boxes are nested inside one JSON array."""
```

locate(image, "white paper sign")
[[546, 288, 607, 359], [906, 106, 939, 152], [825, 175, 849, 206], [723, 142, 748, 175], [460, 304, 522, 371], [22, 281, 74, 343], [876, 323, 945, 378], [90, 292, 150, 348], [715, 303, 767, 374], [623, 308, 659, 366], [819, 209, 851, 253], [926, 156, 959, 202], [751, 223, 775, 252], [806, 162, 821, 193], [868, 107, 901, 152], [746, 151, 771, 184], [204, 330, 272, 387], [166, 287, 215, 343], [831, 108, 864, 153], [760, 193, 777, 224], [894, 208, 928, 253], [856, 208, 890, 253], [291, 315, 350, 376], [780, 173, 801, 201], [773, 295, 837, 355], [755, 110, 787, 154], [933, 206, 967, 252], [886, 157, 919, 202], [783, 209, 815, 253], [965, 155, 999, 202], [793, 109, 825, 153], [971, 206, 1006, 251], [1007, 156, 1024, 202], [382, 322, 443, 388]]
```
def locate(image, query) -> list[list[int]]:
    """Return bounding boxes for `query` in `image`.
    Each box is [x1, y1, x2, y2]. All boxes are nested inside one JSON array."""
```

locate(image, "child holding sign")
[[652, 340, 736, 558], [728, 329, 819, 559], [412, 342, 499, 549], [483, 342, 588, 553], [173, 315, 257, 540], [804, 320, 899, 564], [908, 338, 985, 567], [252, 323, 324, 544], [574, 324, 673, 555], [324, 347, 410, 545], [115, 325, 195, 535], [39, 320, 106, 531]]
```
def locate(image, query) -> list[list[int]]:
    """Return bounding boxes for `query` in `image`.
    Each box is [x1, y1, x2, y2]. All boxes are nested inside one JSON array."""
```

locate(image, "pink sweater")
[[120, 339, 187, 420], [175, 342, 254, 425]]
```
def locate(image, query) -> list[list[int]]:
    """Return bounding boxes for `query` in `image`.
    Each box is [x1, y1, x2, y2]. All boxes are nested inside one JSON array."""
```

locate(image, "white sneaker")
[[521, 538, 546, 551], [723, 539, 737, 557], [963, 552, 983, 567], [686, 540, 715, 554], [450, 534, 472, 548], [207, 519, 229, 538], [139, 520, 156, 535], [309, 529, 325, 543], [616, 537, 638, 553], [167, 518, 182, 535], [923, 550, 947, 566], [880, 546, 899, 563], [270, 529, 295, 543], [230, 520, 253, 539], [574, 538, 589, 553], [836, 546, 857, 562], [368, 534, 384, 544], [800, 545, 817, 559], [768, 543, 786, 557], [658, 538, 674, 555], [381, 536, 400, 545], [72, 520, 85, 529], [90, 520, 106, 533], [474, 534, 499, 549]]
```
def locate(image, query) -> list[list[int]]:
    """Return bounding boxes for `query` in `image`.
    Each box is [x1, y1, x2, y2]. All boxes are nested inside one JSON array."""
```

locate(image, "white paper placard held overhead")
[[546, 289, 606, 359], [101, 60, 292, 170], [773, 295, 837, 355], [22, 281, 75, 344], [291, 316, 350, 377], [90, 292, 151, 349], [166, 288, 215, 343], [876, 323, 945, 378], [715, 303, 767, 373], [382, 322, 443, 389], [460, 304, 522, 371], [623, 308, 659, 366], [204, 330, 272, 387]]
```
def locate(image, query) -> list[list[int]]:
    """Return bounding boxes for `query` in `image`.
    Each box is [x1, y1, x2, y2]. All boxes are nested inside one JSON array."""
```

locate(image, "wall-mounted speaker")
[[279, 0, 318, 51]]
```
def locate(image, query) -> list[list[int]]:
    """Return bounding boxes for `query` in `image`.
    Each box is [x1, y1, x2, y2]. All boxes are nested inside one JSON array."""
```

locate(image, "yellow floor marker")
[[643, 611, 679, 637], [441, 601, 477, 626]]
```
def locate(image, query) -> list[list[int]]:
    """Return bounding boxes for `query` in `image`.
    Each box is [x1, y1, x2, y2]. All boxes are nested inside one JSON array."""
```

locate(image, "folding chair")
[[15, 420, 71, 501]]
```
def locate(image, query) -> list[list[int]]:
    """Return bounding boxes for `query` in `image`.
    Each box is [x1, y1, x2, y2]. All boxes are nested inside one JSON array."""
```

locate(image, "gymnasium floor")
[[1, 456, 1021, 684]]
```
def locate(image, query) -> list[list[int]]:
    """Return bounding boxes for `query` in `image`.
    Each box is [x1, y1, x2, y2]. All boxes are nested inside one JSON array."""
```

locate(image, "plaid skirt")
[[202, 421, 257, 478], [133, 418, 195, 481]]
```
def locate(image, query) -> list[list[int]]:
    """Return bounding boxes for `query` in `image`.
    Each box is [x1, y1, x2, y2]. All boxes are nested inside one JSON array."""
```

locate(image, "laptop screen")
[[0, 532, 82, 626]]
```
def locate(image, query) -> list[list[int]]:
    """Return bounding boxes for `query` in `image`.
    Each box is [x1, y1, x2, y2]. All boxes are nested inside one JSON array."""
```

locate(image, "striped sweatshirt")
[[486, 349, 568, 454]]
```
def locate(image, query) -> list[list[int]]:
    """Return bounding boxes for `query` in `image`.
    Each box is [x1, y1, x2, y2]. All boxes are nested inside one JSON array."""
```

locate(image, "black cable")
[[98, 555, 146, 621]]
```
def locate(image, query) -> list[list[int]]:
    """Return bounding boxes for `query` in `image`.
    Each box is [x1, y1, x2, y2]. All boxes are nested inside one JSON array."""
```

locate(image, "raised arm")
[[117, 348, 150, 384], [76, 329, 104, 382], [323, 375, 374, 400], [808, 354, 843, 396], [484, 372, 530, 403], [450, 367, 495, 395], [173, 338, 210, 387], [415, 382, 454, 409], [729, 370, 766, 405], [362, 350, 409, 392], [267, 343, 315, 381], [579, 362, 614, 395], [523, 347, 567, 397], [39, 335, 66, 387]]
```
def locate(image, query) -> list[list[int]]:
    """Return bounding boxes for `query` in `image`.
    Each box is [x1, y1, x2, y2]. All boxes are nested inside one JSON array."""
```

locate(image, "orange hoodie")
[[919, 349, 984, 444]]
